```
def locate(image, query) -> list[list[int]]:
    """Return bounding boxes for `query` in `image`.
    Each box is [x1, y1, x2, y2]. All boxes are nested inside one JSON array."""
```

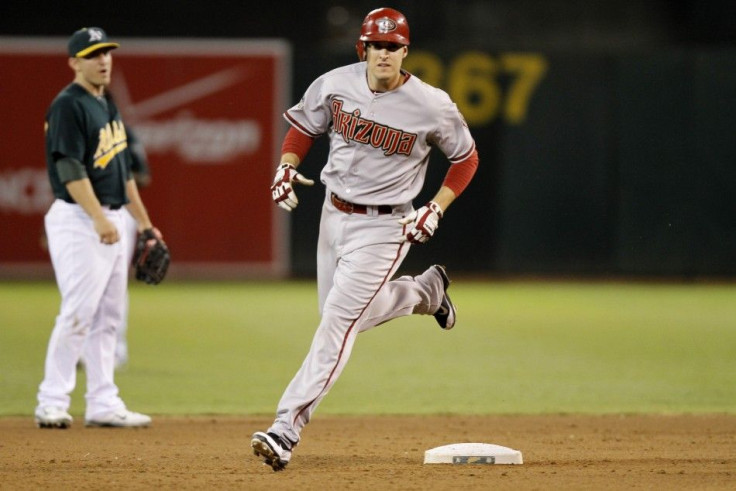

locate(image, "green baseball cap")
[[68, 27, 120, 58]]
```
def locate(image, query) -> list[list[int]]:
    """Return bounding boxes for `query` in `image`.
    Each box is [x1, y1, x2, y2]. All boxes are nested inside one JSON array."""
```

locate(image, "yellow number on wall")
[[448, 52, 501, 126], [404, 50, 548, 126], [403, 51, 444, 88], [501, 54, 548, 124]]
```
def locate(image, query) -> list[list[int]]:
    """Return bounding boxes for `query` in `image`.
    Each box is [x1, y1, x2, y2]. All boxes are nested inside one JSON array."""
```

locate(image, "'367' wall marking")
[[404, 51, 548, 126]]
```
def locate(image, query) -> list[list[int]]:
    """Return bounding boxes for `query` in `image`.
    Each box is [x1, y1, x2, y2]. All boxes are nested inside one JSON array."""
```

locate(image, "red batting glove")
[[398, 201, 444, 244], [270, 163, 315, 211]]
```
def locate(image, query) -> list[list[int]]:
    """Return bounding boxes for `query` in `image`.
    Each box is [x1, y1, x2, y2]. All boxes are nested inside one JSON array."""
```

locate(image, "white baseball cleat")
[[35, 406, 73, 429], [432, 265, 456, 330], [251, 431, 292, 471], [85, 409, 152, 428]]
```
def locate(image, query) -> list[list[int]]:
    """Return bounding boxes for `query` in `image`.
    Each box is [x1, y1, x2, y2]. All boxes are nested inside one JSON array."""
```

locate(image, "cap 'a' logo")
[[376, 18, 397, 33], [88, 28, 104, 42]]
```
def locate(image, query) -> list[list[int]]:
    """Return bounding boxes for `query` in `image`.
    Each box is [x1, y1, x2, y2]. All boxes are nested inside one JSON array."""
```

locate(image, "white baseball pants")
[[37, 199, 129, 420]]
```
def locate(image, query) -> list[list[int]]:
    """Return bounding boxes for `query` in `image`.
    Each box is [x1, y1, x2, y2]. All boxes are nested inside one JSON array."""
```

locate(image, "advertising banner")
[[0, 38, 291, 278]]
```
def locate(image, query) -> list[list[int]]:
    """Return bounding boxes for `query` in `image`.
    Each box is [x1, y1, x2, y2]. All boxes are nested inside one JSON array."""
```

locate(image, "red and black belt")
[[330, 193, 392, 215]]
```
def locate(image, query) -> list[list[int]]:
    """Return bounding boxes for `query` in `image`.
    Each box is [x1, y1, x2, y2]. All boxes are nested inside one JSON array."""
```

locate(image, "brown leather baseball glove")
[[132, 228, 170, 285]]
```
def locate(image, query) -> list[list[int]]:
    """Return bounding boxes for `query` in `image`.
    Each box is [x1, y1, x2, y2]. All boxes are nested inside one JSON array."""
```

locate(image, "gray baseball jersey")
[[284, 62, 476, 206]]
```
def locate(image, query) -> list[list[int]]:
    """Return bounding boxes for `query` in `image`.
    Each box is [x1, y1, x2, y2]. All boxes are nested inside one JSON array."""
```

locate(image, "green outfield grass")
[[1, 279, 735, 417]]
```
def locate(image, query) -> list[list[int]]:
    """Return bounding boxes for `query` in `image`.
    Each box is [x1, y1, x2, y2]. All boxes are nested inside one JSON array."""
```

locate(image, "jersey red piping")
[[449, 143, 476, 164], [284, 112, 322, 138]]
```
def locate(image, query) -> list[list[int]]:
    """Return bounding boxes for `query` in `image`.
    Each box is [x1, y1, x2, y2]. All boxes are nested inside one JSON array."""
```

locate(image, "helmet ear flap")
[[355, 41, 366, 61]]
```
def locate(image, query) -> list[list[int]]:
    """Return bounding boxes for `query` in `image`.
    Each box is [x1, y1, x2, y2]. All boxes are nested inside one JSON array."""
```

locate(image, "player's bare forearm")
[[280, 152, 301, 167], [65, 178, 118, 243], [65, 178, 105, 219], [430, 186, 457, 214], [124, 178, 154, 231]]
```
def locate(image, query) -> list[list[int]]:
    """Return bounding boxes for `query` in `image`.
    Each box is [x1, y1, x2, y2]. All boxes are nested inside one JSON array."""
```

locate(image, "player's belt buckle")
[[332, 193, 356, 214]]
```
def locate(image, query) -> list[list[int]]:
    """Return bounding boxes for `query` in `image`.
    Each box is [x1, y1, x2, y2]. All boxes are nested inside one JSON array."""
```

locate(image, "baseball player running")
[[251, 8, 478, 471], [35, 27, 161, 429]]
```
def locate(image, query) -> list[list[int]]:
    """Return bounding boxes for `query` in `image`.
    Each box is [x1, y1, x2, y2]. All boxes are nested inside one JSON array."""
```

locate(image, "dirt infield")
[[2, 414, 734, 490]]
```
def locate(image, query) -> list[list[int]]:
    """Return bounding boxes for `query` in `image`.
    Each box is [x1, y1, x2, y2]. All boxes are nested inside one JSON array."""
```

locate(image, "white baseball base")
[[423, 443, 523, 465]]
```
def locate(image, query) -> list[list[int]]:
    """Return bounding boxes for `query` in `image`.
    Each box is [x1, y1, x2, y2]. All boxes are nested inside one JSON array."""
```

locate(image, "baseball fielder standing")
[[35, 27, 161, 428], [79, 120, 151, 371], [251, 8, 479, 471]]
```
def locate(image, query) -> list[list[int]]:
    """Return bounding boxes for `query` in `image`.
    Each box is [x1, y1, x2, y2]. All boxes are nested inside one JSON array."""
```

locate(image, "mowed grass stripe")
[[1, 280, 734, 416]]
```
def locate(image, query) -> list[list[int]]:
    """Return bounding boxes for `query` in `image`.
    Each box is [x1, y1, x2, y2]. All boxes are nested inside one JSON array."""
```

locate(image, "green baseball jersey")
[[45, 83, 131, 206]]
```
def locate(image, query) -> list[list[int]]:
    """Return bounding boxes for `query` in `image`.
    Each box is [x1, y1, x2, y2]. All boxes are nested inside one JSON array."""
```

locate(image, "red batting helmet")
[[355, 7, 410, 61]]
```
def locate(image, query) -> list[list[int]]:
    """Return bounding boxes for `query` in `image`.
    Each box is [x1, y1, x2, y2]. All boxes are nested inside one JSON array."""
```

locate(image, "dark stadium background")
[[3, 0, 735, 278]]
